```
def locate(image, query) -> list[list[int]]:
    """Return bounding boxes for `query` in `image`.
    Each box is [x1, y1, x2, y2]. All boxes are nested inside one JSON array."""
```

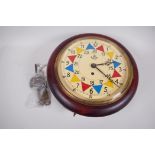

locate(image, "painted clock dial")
[[47, 34, 138, 117]]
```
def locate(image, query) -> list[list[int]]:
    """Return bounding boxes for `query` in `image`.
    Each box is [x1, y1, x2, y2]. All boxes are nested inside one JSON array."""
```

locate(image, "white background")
[[0, 0, 155, 154], [0, 26, 155, 128]]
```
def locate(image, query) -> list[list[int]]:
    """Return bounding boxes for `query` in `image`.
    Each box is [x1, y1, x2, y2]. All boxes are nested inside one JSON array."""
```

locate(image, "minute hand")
[[96, 61, 113, 66], [95, 66, 120, 88]]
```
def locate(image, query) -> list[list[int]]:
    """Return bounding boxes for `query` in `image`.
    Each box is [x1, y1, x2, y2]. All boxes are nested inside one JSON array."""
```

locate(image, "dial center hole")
[[91, 63, 96, 68]]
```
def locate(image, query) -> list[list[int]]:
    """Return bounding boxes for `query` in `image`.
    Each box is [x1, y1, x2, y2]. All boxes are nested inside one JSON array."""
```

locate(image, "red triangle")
[[112, 70, 121, 78], [68, 55, 76, 63], [96, 45, 104, 52], [81, 82, 91, 91]]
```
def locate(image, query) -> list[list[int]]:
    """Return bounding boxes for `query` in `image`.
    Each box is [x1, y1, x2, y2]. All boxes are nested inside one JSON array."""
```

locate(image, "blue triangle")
[[93, 85, 102, 94], [65, 64, 74, 72], [86, 43, 95, 50], [112, 60, 121, 68]]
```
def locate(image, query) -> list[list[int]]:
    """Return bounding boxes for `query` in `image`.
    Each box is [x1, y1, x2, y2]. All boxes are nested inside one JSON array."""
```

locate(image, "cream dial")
[[55, 37, 133, 105]]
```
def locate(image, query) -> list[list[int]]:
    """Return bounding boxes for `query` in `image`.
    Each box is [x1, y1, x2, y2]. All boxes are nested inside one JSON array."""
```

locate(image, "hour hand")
[[91, 61, 112, 68], [96, 61, 112, 66]]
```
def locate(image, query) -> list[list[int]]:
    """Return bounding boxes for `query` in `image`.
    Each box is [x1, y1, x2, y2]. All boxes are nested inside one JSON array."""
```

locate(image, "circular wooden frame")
[[47, 33, 139, 117]]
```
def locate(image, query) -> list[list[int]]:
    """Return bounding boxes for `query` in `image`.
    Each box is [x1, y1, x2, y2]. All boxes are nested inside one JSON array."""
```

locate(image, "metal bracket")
[[30, 64, 51, 105]]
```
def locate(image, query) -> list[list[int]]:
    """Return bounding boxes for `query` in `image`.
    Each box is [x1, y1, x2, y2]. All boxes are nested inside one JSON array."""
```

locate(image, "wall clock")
[[47, 33, 138, 117]]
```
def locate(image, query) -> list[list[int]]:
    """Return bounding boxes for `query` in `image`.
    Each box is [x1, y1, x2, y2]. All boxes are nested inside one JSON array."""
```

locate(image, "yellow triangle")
[[76, 47, 83, 54], [104, 80, 114, 88], [70, 74, 80, 82], [107, 51, 114, 59]]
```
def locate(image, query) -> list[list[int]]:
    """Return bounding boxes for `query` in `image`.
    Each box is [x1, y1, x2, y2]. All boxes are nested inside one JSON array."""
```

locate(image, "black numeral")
[[90, 81, 94, 85], [75, 70, 79, 74], [66, 61, 69, 65], [119, 67, 122, 72], [71, 50, 75, 54], [109, 66, 114, 70], [123, 68, 126, 71], [77, 54, 82, 58], [102, 52, 105, 56], [81, 77, 85, 81], [89, 94, 92, 99], [99, 80, 103, 84], [67, 72, 70, 77], [73, 88, 76, 91], [74, 62, 78, 65], [91, 55, 98, 60], [115, 55, 119, 59], [81, 45, 84, 48], [90, 88, 93, 94], [115, 79, 119, 84], [106, 74, 111, 78], [84, 51, 89, 54], [92, 50, 97, 53], [76, 83, 79, 88], [93, 41, 98, 47]]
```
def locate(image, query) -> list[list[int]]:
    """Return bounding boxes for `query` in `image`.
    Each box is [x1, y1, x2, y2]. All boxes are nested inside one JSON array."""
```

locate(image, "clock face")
[[55, 36, 133, 105]]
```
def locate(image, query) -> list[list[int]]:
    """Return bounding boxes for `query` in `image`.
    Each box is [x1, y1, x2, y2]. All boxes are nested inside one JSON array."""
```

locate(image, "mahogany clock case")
[[47, 33, 139, 117]]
